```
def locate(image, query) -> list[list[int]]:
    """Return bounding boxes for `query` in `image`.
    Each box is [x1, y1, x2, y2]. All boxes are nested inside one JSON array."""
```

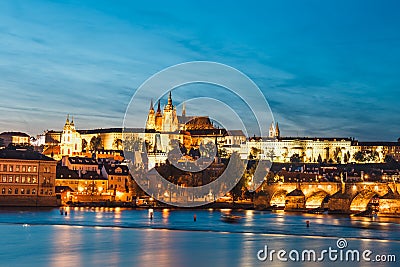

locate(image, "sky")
[[0, 0, 400, 141]]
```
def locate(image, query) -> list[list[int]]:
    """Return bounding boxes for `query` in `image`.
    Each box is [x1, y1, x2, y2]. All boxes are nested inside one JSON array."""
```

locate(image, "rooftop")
[[0, 149, 55, 161]]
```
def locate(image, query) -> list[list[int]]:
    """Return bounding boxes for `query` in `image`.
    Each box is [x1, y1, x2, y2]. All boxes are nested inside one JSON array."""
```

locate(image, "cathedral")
[[146, 92, 179, 132]]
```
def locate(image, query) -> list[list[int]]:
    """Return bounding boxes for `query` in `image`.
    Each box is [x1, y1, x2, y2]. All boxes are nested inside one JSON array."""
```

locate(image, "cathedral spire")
[[182, 102, 186, 117], [275, 122, 280, 138], [168, 91, 172, 106], [66, 114, 70, 124], [157, 100, 161, 113], [71, 116, 74, 126], [149, 99, 154, 112]]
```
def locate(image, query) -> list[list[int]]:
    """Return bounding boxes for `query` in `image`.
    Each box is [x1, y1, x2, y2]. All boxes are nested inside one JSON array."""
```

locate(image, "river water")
[[0, 207, 399, 267]]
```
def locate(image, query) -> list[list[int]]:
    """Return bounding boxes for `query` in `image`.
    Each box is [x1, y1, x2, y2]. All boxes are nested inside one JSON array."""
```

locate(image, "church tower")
[[268, 122, 280, 139], [269, 122, 275, 138], [60, 114, 82, 156], [275, 122, 280, 138], [155, 100, 163, 132], [162, 92, 179, 132], [146, 99, 156, 130]]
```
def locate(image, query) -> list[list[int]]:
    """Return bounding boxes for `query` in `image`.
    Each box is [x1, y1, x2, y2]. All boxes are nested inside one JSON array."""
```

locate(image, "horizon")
[[1, 1, 400, 141]]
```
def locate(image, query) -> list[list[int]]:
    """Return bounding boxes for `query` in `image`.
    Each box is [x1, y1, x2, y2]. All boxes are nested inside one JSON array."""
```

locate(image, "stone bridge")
[[256, 182, 400, 214]]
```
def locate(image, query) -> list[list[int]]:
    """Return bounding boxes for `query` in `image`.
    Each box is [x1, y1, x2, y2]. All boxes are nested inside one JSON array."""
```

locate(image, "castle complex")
[[28, 91, 400, 165]]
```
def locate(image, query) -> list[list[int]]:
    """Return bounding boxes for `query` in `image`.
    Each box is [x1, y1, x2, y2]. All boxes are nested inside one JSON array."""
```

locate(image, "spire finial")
[[66, 114, 70, 124], [149, 99, 154, 111], [157, 99, 161, 113], [168, 91, 172, 106], [182, 102, 186, 117]]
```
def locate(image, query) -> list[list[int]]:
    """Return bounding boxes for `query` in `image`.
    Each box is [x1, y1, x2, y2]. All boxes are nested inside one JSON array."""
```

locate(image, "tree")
[[333, 147, 341, 163], [317, 154, 323, 164], [353, 151, 365, 162], [343, 153, 349, 164], [90, 136, 103, 152], [82, 139, 88, 151], [113, 138, 123, 150], [290, 153, 301, 163]]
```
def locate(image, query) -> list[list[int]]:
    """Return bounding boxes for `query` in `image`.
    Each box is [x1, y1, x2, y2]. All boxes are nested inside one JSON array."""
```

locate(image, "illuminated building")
[[0, 149, 57, 206]]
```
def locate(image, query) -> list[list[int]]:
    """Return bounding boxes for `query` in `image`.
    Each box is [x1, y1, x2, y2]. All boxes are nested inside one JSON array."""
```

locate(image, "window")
[[22, 166, 26, 172], [15, 176, 20, 183], [21, 188, 25, 194], [32, 177, 37, 183], [27, 176, 31, 183], [3, 165, 7, 172], [32, 189, 36, 195], [1, 188, 4, 194], [21, 176, 25, 183], [15, 188, 18, 194], [8, 188, 12, 194], [26, 189, 30, 194], [2, 176, 6, 183], [28, 166, 31, 172], [16, 165, 20, 172], [9, 166, 13, 172], [8, 176, 13, 183], [33, 166, 37, 172], [40, 189, 43, 195]]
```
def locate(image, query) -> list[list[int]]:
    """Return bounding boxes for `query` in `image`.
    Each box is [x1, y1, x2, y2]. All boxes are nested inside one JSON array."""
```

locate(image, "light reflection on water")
[[0, 208, 399, 267]]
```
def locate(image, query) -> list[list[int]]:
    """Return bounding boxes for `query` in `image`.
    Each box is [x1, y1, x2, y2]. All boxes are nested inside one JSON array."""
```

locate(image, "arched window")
[[32, 189, 36, 195], [1, 188, 5, 194], [15, 188, 18, 194]]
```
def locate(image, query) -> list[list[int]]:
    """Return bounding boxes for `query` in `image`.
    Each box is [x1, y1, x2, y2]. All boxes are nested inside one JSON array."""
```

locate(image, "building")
[[0, 149, 58, 206], [101, 163, 130, 195], [146, 92, 179, 133], [0, 132, 30, 147], [60, 115, 82, 156], [61, 156, 99, 172], [56, 165, 109, 204]]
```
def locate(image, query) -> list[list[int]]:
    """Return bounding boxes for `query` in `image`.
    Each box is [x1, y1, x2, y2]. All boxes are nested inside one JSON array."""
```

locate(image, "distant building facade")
[[0, 132, 30, 147], [0, 149, 58, 206]]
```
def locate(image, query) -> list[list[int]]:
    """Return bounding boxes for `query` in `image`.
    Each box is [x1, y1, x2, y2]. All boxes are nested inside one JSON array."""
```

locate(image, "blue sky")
[[0, 0, 400, 140]]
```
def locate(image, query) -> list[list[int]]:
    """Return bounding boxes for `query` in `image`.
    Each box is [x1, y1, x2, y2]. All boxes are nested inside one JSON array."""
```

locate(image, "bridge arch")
[[270, 189, 287, 208], [305, 190, 330, 209], [350, 190, 379, 212]]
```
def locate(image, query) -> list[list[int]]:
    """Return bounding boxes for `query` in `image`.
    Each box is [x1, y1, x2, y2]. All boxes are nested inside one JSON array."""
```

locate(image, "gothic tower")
[[146, 99, 155, 130], [268, 122, 275, 138], [275, 122, 280, 138], [155, 100, 163, 132], [162, 91, 179, 132]]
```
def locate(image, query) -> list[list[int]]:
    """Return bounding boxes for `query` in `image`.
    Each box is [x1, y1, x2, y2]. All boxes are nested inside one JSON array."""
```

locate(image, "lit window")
[[28, 166, 31, 172], [21, 188, 25, 194], [9, 166, 13, 172], [2, 176, 6, 183], [21, 176, 26, 183], [32, 177, 37, 183], [16, 165, 20, 172], [33, 166, 37, 172], [32, 189, 36, 195], [8, 188, 12, 194], [27, 177, 31, 183], [8, 176, 13, 183], [22, 166, 26, 172], [15, 176, 20, 183], [1, 188, 4, 194]]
